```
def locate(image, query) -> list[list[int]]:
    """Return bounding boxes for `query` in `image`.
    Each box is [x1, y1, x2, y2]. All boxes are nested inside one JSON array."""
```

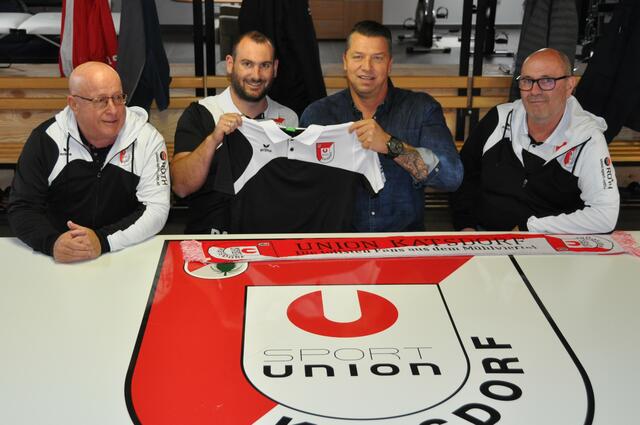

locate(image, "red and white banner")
[[59, 0, 118, 76], [180, 233, 636, 264]]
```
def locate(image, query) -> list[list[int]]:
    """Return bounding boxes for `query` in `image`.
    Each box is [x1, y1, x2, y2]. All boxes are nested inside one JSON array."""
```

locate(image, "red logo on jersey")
[[316, 142, 335, 163], [120, 150, 128, 164], [273, 117, 285, 124]]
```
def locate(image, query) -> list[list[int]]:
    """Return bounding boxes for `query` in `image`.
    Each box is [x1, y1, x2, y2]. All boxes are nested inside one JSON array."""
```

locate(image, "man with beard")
[[451, 48, 619, 234], [172, 31, 298, 234]]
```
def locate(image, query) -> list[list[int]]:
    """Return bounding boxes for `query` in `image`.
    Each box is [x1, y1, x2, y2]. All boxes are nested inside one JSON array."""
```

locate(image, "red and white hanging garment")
[[59, 0, 118, 76]]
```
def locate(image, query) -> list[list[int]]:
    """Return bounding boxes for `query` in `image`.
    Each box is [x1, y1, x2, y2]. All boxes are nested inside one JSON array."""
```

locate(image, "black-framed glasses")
[[72, 93, 127, 109], [516, 76, 571, 91]]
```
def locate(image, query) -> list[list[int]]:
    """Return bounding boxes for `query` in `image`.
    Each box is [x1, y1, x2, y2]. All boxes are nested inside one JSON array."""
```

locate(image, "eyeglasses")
[[72, 93, 127, 109], [517, 76, 571, 91]]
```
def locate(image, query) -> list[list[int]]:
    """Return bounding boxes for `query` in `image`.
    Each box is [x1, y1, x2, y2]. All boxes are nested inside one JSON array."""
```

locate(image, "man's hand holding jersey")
[[349, 119, 430, 181], [349, 119, 391, 154], [211, 113, 243, 146]]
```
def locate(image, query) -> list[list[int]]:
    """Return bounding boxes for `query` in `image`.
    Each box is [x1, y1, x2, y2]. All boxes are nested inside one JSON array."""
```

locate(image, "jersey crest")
[[316, 142, 335, 163]]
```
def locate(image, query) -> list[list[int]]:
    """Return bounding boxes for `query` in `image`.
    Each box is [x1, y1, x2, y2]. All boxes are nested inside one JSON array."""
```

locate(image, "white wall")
[[383, 0, 524, 26]]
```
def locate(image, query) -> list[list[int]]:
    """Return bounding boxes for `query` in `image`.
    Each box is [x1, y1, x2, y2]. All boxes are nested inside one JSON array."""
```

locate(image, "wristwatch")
[[385, 135, 405, 159]]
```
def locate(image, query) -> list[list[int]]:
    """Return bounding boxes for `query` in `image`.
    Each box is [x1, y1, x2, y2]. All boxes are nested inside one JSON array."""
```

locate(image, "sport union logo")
[[242, 285, 468, 420], [316, 142, 335, 163]]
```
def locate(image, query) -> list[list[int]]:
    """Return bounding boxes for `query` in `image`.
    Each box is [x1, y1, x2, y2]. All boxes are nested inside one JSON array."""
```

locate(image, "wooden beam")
[[0, 76, 206, 90]]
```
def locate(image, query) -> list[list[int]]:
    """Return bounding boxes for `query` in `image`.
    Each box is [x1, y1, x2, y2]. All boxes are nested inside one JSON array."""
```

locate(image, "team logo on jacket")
[[155, 151, 169, 186], [120, 149, 130, 166], [600, 156, 614, 189], [316, 142, 335, 163], [242, 284, 468, 420]]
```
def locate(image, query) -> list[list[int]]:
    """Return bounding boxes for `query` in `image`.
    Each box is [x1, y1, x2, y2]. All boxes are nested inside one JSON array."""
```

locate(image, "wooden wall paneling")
[[344, 0, 382, 34], [309, 0, 345, 39]]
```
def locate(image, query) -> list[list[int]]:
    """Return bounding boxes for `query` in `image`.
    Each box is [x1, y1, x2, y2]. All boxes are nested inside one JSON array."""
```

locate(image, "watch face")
[[388, 137, 403, 157]]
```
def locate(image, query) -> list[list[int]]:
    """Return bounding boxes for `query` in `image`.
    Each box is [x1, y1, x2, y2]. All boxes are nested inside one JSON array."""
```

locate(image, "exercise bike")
[[398, 0, 451, 54]]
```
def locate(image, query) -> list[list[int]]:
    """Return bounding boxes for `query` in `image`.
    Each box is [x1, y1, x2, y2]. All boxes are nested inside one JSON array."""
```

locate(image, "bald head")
[[69, 61, 122, 95], [522, 48, 573, 76]]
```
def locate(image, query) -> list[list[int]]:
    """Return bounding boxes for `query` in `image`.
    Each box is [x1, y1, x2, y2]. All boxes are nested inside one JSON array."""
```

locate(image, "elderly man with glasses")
[[451, 48, 619, 234], [9, 62, 170, 263]]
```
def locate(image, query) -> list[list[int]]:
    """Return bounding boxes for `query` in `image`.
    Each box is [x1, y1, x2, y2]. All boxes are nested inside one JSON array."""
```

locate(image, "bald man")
[[9, 62, 170, 263], [451, 48, 619, 234]]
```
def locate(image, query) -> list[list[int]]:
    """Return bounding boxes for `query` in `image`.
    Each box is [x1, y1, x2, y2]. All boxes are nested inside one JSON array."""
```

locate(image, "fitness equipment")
[[398, 0, 451, 54]]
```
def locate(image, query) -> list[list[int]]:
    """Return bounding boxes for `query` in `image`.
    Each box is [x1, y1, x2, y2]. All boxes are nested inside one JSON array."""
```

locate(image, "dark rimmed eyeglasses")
[[72, 93, 127, 109], [516, 75, 571, 91]]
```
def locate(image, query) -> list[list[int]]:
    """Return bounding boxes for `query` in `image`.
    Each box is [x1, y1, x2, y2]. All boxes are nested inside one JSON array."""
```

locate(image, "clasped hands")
[[53, 220, 102, 263]]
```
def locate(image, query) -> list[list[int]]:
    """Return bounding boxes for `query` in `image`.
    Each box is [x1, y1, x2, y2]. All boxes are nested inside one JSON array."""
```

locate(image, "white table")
[[0, 233, 638, 424]]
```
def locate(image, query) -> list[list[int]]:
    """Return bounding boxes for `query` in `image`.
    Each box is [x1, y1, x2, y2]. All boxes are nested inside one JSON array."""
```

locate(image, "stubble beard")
[[231, 73, 272, 103]]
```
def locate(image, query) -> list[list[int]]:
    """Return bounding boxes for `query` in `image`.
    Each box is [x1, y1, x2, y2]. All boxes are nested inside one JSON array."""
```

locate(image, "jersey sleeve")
[[174, 102, 215, 155], [8, 124, 63, 256], [101, 126, 171, 252], [527, 133, 620, 234], [450, 107, 499, 230]]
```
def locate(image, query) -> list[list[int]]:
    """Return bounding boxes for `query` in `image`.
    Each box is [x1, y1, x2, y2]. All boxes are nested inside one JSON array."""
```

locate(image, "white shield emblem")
[[242, 284, 468, 420]]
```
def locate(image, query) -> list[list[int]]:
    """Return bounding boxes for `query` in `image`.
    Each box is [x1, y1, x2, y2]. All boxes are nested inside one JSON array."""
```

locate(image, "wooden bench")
[[1, 75, 639, 166]]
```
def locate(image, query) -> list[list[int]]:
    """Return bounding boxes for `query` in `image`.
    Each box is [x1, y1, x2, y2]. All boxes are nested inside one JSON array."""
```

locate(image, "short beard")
[[231, 73, 271, 103]]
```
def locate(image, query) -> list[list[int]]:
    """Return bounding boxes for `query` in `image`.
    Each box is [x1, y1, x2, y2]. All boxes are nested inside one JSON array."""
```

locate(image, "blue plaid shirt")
[[300, 81, 463, 232]]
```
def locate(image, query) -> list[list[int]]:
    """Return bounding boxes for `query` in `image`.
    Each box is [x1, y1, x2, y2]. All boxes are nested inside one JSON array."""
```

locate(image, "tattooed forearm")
[[394, 144, 429, 181]]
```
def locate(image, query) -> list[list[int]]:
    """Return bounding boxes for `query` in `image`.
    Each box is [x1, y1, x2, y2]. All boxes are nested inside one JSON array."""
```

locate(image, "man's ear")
[[67, 95, 78, 113], [273, 58, 279, 78], [342, 52, 347, 72], [566, 75, 577, 97], [225, 55, 234, 75]]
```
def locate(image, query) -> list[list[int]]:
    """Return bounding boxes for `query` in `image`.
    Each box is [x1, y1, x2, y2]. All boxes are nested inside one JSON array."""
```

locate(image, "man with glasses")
[[451, 48, 619, 233], [9, 62, 170, 262]]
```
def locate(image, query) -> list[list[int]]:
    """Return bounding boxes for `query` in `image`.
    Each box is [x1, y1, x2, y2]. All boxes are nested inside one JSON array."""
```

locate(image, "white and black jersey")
[[213, 118, 385, 233], [173, 87, 298, 234]]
